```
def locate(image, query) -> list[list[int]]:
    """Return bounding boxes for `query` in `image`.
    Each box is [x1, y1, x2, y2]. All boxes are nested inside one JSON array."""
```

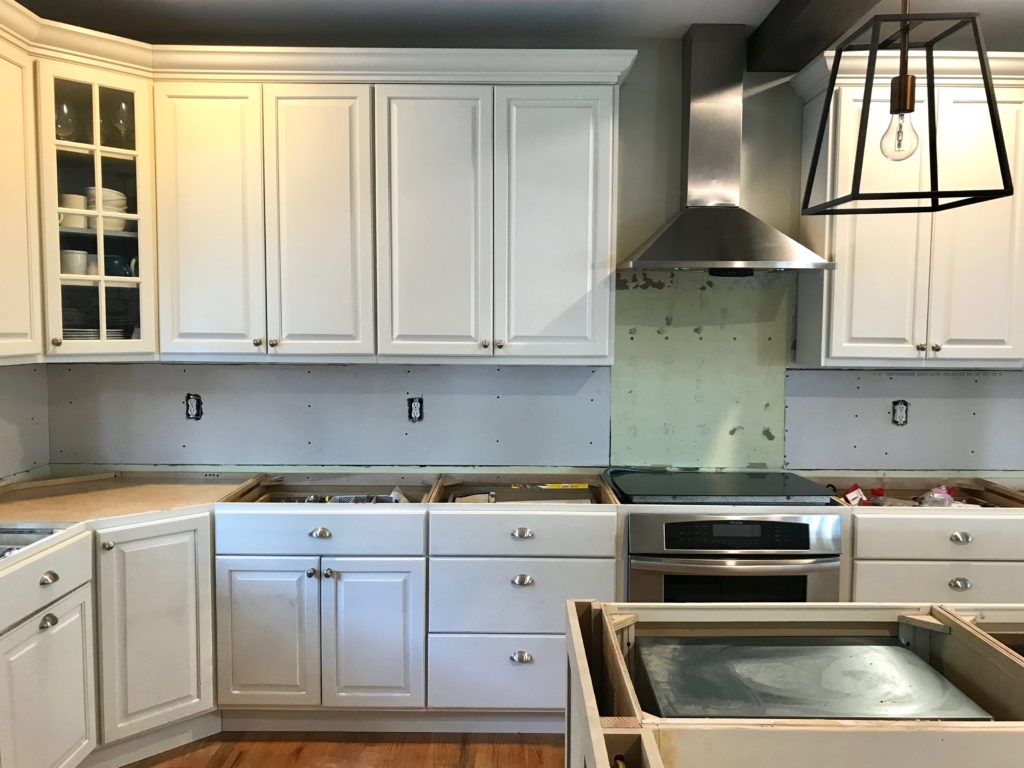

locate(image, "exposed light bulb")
[[880, 113, 920, 161]]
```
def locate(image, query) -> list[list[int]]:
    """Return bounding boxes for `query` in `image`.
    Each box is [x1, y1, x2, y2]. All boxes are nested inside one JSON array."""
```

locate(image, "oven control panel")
[[664, 520, 811, 551]]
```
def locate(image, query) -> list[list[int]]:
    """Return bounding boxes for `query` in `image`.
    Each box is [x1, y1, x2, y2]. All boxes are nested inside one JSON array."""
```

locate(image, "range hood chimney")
[[623, 25, 833, 273]]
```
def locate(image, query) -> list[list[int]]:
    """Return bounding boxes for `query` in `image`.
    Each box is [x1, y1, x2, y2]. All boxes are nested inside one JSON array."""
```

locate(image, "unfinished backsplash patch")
[[611, 269, 794, 468], [785, 369, 1024, 470]]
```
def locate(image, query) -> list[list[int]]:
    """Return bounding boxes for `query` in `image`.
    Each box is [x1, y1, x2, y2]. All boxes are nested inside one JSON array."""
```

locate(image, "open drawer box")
[[566, 601, 1024, 768]]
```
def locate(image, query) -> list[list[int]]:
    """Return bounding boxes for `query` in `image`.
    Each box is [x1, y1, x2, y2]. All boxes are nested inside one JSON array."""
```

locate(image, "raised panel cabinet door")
[[494, 86, 613, 358], [215, 555, 321, 706], [155, 82, 266, 354], [375, 85, 494, 356], [928, 88, 1024, 360], [264, 84, 375, 355], [95, 510, 214, 743], [321, 557, 425, 708], [0, 585, 97, 768], [0, 39, 41, 358], [829, 86, 932, 359]]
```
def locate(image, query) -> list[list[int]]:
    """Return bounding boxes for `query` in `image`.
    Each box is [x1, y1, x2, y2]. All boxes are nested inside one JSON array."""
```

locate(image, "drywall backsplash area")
[[0, 364, 49, 480], [45, 363, 611, 467], [785, 369, 1024, 471], [611, 270, 795, 468]]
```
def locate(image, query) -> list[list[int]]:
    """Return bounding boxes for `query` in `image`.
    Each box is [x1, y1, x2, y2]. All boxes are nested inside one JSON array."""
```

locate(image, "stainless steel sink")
[[0, 527, 61, 560]]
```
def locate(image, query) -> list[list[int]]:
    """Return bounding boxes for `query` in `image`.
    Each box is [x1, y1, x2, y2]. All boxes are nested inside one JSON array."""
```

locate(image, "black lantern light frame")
[[802, 11, 1014, 216]]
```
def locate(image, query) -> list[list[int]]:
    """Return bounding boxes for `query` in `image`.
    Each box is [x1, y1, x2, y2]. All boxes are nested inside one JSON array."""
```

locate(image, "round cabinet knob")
[[509, 650, 534, 664], [495, 340, 505, 349], [949, 577, 972, 591], [511, 574, 535, 587], [309, 527, 332, 539], [323, 568, 334, 578], [52, 338, 63, 347], [932, 343, 943, 352], [916, 343, 927, 352], [102, 541, 115, 551], [306, 568, 318, 578], [511, 527, 534, 540], [39, 614, 59, 630], [950, 531, 973, 545], [253, 338, 263, 347], [39, 571, 60, 586], [481, 340, 490, 349], [268, 339, 279, 348]]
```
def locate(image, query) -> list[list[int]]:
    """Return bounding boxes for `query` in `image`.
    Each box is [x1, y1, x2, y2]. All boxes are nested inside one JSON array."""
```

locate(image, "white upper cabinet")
[[155, 82, 266, 354], [375, 85, 494, 357], [320, 557, 426, 709], [37, 61, 156, 356], [929, 87, 1024, 360], [829, 86, 932, 360], [0, 38, 41, 359], [95, 511, 215, 743], [493, 86, 613, 358], [264, 84, 375, 355]]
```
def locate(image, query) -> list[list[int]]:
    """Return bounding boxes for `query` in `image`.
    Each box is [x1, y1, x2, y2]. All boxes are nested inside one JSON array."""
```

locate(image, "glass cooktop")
[[604, 468, 834, 505]]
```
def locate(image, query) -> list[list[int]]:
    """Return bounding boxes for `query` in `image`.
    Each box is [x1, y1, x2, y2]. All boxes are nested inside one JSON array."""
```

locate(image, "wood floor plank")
[[126, 734, 564, 768]]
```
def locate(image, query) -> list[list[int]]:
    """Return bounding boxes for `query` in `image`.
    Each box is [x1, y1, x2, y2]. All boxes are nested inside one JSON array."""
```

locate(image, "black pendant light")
[[802, 1, 1014, 216]]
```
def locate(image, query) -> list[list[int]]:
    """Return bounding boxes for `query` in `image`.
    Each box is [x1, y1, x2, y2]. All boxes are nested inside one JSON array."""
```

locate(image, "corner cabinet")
[[36, 60, 157, 355], [94, 510, 215, 743], [375, 84, 615, 361], [797, 79, 1024, 368], [0, 36, 43, 359]]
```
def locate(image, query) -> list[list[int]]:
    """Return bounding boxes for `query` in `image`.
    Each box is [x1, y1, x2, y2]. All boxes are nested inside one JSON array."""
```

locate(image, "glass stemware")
[[55, 101, 77, 141]]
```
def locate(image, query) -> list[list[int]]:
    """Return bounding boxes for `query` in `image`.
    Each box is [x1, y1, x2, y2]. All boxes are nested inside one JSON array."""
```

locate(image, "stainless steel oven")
[[628, 511, 842, 603]]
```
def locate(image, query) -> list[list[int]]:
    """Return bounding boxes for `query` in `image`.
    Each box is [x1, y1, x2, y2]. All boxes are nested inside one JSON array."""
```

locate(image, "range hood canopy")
[[623, 25, 833, 272]]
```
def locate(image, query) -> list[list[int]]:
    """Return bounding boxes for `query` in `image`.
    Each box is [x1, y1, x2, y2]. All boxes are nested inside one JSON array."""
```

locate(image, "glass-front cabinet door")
[[37, 61, 156, 355]]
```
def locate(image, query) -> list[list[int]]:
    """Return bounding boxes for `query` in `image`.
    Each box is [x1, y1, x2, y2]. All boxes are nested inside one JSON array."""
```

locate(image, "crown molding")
[[791, 50, 1024, 102], [0, 0, 636, 84]]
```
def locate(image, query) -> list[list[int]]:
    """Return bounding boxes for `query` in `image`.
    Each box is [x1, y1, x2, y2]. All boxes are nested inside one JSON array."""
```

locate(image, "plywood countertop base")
[[0, 474, 255, 523]]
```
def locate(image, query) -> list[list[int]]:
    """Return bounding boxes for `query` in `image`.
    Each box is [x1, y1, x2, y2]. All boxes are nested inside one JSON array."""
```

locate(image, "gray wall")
[[0, 365, 49, 480], [46, 364, 610, 467]]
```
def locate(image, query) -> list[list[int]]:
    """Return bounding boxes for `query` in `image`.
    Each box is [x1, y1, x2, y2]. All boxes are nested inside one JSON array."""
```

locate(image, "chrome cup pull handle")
[[39, 571, 60, 586], [39, 614, 58, 630], [309, 527, 332, 539], [511, 574, 535, 587], [950, 531, 973, 545], [509, 650, 533, 664], [949, 577, 972, 591], [511, 527, 534, 540]]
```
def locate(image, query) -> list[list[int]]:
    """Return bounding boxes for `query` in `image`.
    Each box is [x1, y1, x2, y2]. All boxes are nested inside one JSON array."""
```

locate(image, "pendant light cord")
[[900, 0, 911, 79]]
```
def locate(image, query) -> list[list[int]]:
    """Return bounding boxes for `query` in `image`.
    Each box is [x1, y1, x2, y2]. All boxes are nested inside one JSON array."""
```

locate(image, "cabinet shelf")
[[60, 226, 137, 239]]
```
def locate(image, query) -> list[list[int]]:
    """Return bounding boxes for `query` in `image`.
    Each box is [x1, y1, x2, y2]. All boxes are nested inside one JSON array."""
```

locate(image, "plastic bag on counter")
[[919, 485, 954, 507]]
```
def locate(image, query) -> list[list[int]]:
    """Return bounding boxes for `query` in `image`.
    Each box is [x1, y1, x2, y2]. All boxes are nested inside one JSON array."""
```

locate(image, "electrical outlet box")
[[185, 393, 203, 421], [407, 397, 424, 422]]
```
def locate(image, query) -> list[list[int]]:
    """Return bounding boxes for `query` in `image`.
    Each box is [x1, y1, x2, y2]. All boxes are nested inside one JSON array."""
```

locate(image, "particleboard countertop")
[[0, 472, 257, 524]]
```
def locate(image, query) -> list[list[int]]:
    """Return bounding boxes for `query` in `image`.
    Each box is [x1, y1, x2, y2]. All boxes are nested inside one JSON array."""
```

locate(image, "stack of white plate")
[[63, 329, 100, 340], [85, 187, 129, 231]]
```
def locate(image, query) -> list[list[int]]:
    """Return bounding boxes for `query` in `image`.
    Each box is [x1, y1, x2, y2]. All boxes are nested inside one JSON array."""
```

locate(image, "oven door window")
[[663, 574, 807, 603]]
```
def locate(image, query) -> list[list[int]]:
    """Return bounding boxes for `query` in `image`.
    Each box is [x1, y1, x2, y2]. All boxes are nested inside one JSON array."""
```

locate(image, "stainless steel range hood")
[[623, 25, 833, 273]]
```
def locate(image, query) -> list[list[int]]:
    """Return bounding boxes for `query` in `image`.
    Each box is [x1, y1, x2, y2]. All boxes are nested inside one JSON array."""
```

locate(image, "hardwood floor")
[[127, 733, 565, 768]]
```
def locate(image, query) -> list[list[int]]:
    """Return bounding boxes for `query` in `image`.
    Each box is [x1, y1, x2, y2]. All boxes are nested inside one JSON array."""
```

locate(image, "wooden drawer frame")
[[567, 600, 1024, 768]]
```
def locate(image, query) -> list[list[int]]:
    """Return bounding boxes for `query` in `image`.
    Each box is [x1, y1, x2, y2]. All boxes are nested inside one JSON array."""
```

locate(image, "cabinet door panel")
[[215, 555, 320, 706], [494, 86, 613, 358], [321, 557, 425, 708], [929, 88, 1024, 360], [155, 82, 266, 354], [96, 510, 214, 743], [264, 84, 375, 355], [829, 87, 932, 359], [375, 85, 493, 356], [0, 586, 96, 768], [0, 40, 41, 358]]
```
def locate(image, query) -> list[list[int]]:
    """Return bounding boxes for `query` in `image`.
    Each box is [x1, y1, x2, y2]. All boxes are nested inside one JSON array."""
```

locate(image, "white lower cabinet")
[[321, 558, 426, 708], [427, 634, 565, 710], [853, 560, 1024, 603], [95, 511, 215, 743], [0, 585, 96, 768], [215, 555, 321, 707]]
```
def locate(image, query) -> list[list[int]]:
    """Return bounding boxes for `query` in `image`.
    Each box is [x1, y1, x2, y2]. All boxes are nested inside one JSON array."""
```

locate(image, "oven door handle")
[[629, 555, 841, 576]]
